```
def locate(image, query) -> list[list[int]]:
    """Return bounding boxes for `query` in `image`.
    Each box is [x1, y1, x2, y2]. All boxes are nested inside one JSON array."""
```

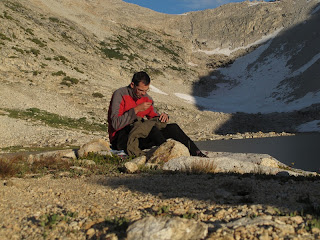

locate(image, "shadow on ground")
[[93, 172, 320, 215]]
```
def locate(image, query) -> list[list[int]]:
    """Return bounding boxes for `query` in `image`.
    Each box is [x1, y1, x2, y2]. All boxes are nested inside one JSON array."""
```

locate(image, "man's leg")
[[160, 123, 207, 157], [138, 126, 166, 150]]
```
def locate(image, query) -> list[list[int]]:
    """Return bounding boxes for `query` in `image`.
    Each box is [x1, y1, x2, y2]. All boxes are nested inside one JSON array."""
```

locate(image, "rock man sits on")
[[108, 71, 207, 157]]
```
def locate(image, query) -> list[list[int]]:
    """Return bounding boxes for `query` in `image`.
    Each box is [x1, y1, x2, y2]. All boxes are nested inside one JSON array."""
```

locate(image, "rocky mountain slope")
[[0, 0, 319, 150]]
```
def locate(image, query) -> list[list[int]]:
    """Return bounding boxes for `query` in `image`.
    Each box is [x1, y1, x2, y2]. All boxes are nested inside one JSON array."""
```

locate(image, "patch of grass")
[[12, 46, 24, 54], [29, 48, 40, 56], [3, 11, 14, 20], [104, 216, 130, 233], [188, 159, 217, 174], [40, 63, 47, 68], [60, 76, 79, 87], [0, 145, 77, 153], [155, 43, 179, 57], [2, 107, 106, 132], [0, 32, 12, 41], [99, 41, 136, 61], [26, 28, 34, 35], [54, 55, 70, 64], [167, 65, 186, 72], [73, 67, 84, 74], [28, 38, 46, 47], [0, 155, 73, 178], [0, 158, 20, 178], [306, 218, 320, 231], [52, 70, 66, 76], [49, 17, 60, 23], [4, 1, 25, 12], [92, 92, 104, 98], [143, 67, 163, 77], [100, 47, 125, 60], [80, 152, 133, 174], [40, 211, 78, 229]]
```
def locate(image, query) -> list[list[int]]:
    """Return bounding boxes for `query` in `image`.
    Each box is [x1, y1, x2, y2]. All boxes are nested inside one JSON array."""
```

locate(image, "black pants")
[[111, 123, 202, 156]]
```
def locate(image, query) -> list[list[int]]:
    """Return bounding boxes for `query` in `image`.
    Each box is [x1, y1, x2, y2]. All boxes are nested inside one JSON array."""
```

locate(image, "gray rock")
[[126, 216, 208, 240]]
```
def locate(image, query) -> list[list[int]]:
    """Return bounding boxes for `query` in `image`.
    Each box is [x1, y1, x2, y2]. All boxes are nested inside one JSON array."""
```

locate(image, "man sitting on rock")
[[108, 71, 207, 157]]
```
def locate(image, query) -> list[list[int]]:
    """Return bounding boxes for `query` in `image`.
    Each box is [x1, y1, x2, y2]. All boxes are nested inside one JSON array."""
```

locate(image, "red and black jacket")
[[107, 86, 159, 142]]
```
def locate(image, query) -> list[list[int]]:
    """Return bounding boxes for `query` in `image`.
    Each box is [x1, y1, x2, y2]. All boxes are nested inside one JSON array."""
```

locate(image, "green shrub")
[[12, 46, 24, 54], [51, 70, 66, 76], [61, 76, 79, 86], [0, 32, 11, 41], [92, 92, 104, 98], [26, 28, 34, 35], [49, 17, 60, 23], [30, 48, 40, 56], [28, 38, 46, 47], [3, 107, 106, 132], [100, 47, 125, 60], [73, 67, 84, 73], [3, 11, 14, 20], [54, 55, 70, 64]]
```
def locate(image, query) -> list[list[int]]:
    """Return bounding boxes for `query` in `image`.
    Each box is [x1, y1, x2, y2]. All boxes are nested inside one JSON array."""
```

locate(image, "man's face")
[[131, 82, 150, 99]]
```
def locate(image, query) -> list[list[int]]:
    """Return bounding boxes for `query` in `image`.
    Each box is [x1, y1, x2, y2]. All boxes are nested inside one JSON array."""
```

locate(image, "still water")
[[196, 133, 320, 172]]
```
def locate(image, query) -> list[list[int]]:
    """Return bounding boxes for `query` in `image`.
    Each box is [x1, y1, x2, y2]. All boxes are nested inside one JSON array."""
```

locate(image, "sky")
[[122, 0, 245, 14]]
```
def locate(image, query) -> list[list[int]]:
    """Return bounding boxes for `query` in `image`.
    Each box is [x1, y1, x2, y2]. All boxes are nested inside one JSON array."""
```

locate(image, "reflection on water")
[[196, 133, 320, 172]]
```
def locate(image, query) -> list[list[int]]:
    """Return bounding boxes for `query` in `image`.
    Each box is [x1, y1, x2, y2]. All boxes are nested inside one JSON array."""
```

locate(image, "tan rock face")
[[148, 139, 190, 164]]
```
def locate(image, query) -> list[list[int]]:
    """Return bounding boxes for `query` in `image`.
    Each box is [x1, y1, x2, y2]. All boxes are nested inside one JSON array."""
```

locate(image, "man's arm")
[[108, 91, 137, 131]]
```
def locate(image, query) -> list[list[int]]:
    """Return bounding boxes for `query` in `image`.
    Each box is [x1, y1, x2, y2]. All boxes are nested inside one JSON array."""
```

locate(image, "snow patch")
[[196, 28, 283, 56], [150, 85, 168, 95], [176, 38, 320, 114], [296, 120, 320, 132]]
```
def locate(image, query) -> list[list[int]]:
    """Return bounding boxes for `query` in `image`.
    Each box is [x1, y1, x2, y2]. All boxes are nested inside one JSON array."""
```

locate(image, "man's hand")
[[159, 112, 169, 123], [134, 102, 152, 114]]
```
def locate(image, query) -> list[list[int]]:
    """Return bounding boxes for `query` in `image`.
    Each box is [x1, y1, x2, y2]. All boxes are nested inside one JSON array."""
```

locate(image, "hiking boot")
[[196, 150, 209, 158]]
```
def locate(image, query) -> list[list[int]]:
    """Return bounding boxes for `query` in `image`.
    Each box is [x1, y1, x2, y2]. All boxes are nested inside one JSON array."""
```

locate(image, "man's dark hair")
[[132, 71, 150, 86]]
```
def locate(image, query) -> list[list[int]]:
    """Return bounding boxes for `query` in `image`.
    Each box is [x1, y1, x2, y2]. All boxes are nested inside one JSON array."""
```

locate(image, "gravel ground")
[[1, 173, 320, 239]]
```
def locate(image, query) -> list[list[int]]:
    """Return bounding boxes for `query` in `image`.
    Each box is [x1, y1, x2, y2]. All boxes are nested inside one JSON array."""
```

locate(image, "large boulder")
[[126, 216, 208, 240], [148, 139, 190, 164], [77, 139, 111, 158]]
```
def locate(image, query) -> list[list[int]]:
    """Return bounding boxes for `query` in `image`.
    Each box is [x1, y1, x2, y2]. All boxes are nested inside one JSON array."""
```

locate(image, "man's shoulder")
[[113, 86, 131, 97]]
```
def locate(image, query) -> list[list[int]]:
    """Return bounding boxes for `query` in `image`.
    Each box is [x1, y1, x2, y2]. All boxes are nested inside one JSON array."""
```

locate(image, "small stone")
[[291, 216, 303, 225], [124, 162, 139, 173], [86, 228, 95, 236], [312, 228, 320, 234]]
